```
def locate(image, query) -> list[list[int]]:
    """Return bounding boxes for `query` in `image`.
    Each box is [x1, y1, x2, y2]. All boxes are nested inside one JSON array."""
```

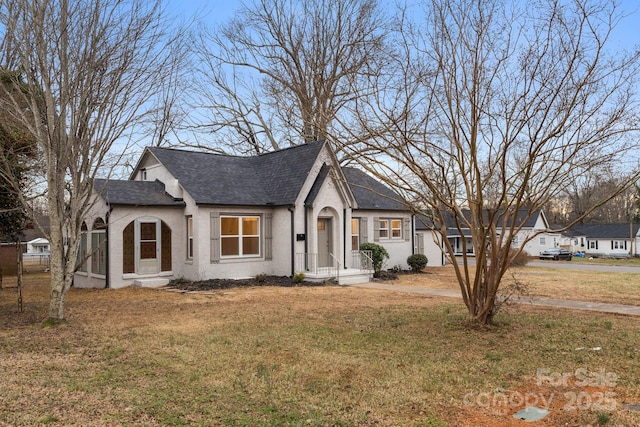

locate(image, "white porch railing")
[[296, 252, 339, 277], [295, 250, 374, 277], [352, 250, 374, 272]]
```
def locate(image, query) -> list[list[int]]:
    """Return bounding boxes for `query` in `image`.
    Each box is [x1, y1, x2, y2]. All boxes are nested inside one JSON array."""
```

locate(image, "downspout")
[[343, 208, 347, 268], [304, 206, 308, 270], [411, 214, 416, 255], [288, 205, 295, 276], [105, 206, 112, 289]]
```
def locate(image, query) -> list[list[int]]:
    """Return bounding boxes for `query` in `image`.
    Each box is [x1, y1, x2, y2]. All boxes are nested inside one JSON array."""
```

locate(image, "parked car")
[[539, 248, 573, 261]]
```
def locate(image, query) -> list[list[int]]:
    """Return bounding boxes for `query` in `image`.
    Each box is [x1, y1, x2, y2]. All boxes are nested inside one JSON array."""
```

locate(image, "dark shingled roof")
[[93, 179, 185, 207], [304, 163, 330, 207], [415, 214, 434, 230], [342, 167, 407, 211], [570, 223, 640, 239], [416, 209, 545, 235], [147, 141, 325, 206]]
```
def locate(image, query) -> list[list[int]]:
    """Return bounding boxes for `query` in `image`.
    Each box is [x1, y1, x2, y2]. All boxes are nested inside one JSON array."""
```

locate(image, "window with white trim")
[[378, 219, 389, 238], [186, 216, 194, 259], [91, 231, 106, 275], [391, 219, 402, 238], [89, 218, 107, 276], [351, 218, 360, 250], [589, 241, 597, 249], [539, 237, 546, 245], [221, 216, 260, 257], [612, 240, 627, 250], [378, 218, 403, 240]]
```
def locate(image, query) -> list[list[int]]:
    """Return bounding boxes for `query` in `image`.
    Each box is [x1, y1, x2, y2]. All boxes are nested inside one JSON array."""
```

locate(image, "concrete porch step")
[[305, 268, 372, 285], [133, 277, 172, 288]]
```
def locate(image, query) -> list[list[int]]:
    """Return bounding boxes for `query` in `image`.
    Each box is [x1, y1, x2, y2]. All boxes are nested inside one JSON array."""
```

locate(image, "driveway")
[[352, 276, 640, 317]]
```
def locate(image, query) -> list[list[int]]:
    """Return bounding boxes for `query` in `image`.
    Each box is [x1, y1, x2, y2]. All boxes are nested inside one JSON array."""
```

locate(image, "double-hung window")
[[351, 218, 360, 250], [186, 216, 194, 259], [91, 231, 106, 276], [378, 218, 402, 240], [379, 219, 389, 239], [390, 219, 402, 238], [221, 216, 260, 257]]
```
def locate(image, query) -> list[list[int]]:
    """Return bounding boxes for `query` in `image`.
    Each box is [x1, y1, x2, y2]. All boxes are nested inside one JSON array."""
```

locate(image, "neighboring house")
[[567, 223, 640, 258], [556, 227, 587, 253], [433, 209, 559, 257], [74, 141, 439, 289], [414, 214, 447, 266], [513, 210, 563, 256], [26, 237, 50, 254]]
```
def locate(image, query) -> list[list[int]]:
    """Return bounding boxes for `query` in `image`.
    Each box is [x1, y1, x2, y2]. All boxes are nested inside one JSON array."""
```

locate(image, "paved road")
[[351, 282, 640, 317]]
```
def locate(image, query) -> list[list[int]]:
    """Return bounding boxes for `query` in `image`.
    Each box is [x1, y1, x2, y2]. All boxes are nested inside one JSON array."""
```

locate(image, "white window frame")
[[390, 219, 402, 239], [379, 219, 389, 239], [77, 230, 88, 273], [351, 218, 360, 251], [589, 241, 597, 249], [539, 236, 546, 246], [134, 217, 161, 274], [378, 218, 402, 240], [186, 216, 194, 259], [220, 215, 261, 258], [90, 230, 107, 276]]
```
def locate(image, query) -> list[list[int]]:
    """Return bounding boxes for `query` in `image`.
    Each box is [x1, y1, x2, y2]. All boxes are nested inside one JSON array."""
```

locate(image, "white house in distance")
[[420, 209, 560, 258], [563, 223, 640, 258], [74, 141, 443, 289], [26, 237, 50, 254]]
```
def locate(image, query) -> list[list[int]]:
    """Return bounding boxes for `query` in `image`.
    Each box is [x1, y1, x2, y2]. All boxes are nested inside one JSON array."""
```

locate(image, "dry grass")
[[398, 265, 640, 306], [1, 272, 640, 426]]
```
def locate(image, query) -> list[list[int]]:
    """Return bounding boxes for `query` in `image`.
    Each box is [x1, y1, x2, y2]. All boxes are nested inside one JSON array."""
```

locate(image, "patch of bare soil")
[[167, 275, 325, 291]]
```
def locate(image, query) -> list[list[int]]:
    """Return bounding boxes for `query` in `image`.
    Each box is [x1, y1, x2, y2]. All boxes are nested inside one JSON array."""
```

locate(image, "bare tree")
[[336, 0, 640, 325], [561, 171, 637, 223], [0, 0, 187, 321], [190, 0, 387, 155]]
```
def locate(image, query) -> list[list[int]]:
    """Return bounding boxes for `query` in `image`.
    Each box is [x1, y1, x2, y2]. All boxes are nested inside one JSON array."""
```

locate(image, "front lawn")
[[1, 272, 639, 426]]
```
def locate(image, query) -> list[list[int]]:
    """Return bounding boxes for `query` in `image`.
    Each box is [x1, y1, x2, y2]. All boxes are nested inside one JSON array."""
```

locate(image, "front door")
[[137, 220, 160, 274], [317, 218, 332, 267]]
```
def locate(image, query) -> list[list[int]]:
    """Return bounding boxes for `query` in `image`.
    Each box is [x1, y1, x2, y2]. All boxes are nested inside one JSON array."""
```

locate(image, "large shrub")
[[508, 248, 530, 267], [407, 254, 428, 272], [359, 242, 389, 274]]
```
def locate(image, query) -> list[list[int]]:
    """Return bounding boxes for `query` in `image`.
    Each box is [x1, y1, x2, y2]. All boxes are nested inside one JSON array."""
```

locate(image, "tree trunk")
[[47, 202, 74, 321], [47, 240, 73, 321], [16, 238, 23, 312]]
